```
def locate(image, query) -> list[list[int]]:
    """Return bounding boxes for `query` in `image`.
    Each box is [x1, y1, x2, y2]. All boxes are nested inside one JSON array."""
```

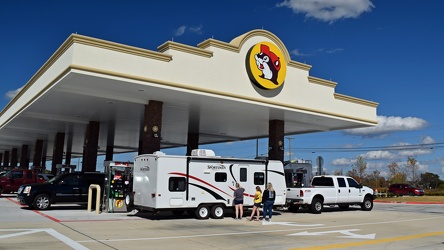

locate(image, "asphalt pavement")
[[1, 194, 444, 250]]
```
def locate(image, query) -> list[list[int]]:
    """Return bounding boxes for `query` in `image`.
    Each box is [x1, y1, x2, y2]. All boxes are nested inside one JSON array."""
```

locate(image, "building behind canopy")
[[0, 29, 378, 173]]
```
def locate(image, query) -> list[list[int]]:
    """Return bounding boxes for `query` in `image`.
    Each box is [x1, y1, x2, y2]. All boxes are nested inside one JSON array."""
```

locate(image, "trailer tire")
[[125, 193, 134, 212], [310, 198, 323, 214], [211, 204, 224, 219], [195, 205, 210, 220]]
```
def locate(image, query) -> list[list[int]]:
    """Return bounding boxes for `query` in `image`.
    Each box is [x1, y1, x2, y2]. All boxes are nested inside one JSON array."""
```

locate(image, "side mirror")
[[357, 184, 363, 189]]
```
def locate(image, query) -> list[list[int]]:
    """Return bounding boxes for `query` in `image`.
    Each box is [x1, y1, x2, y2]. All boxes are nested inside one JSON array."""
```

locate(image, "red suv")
[[388, 184, 424, 196]]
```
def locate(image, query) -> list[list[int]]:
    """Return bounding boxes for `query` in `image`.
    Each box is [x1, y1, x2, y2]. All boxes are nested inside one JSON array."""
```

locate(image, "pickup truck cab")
[[286, 175, 375, 214], [17, 172, 105, 210], [0, 169, 45, 194]]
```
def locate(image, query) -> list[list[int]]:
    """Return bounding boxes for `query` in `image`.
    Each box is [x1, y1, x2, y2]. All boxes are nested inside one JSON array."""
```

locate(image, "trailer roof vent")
[[191, 149, 216, 157]]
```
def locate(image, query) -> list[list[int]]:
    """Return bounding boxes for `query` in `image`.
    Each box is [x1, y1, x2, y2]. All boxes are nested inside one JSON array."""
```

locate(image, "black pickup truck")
[[17, 172, 105, 210]]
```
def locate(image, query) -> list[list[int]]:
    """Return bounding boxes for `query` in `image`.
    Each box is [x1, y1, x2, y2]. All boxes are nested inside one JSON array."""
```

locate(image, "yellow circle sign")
[[246, 42, 287, 89], [115, 199, 124, 208]]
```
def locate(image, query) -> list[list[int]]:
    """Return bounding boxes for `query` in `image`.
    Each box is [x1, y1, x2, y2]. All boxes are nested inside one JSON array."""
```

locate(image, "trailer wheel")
[[195, 204, 210, 220], [125, 193, 134, 212], [361, 196, 373, 211], [211, 204, 224, 219], [310, 198, 323, 214]]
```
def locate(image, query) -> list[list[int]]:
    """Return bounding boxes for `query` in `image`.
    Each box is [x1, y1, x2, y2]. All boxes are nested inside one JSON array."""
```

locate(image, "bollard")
[[88, 184, 101, 214]]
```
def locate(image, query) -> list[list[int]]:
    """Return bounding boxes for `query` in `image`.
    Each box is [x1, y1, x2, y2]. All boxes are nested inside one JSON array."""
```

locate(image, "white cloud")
[[277, 0, 375, 23], [6, 87, 23, 99], [189, 25, 203, 34], [344, 115, 428, 137], [290, 49, 310, 56], [173, 25, 203, 37], [174, 25, 187, 37], [421, 136, 435, 144], [331, 157, 354, 166], [398, 148, 433, 157], [360, 150, 397, 160]]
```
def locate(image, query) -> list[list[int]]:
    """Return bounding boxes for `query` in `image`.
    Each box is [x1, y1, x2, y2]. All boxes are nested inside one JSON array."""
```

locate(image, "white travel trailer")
[[126, 149, 286, 219]]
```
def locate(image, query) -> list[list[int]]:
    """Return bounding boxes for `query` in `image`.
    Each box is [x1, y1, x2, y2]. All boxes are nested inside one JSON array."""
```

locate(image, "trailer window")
[[240, 168, 247, 182], [215, 173, 227, 182], [254, 172, 265, 185], [169, 177, 186, 192]]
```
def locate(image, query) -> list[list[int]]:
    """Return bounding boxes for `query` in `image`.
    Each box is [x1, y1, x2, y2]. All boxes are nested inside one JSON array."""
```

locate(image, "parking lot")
[[1, 194, 443, 250]]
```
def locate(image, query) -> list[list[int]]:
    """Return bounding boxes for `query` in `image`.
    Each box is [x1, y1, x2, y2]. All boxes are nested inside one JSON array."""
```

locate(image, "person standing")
[[233, 183, 245, 220], [248, 186, 262, 221], [262, 182, 276, 222]]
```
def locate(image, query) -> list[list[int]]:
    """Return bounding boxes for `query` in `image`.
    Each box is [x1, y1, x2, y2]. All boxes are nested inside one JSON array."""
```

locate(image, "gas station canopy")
[[0, 29, 378, 162]]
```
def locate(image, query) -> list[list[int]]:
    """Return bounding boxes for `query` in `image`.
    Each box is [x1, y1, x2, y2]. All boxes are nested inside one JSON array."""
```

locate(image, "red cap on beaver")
[[260, 44, 281, 71]]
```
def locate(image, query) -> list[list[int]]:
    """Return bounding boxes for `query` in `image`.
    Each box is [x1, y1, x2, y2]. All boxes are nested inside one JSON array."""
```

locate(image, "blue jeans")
[[263, 200, 274, 219]]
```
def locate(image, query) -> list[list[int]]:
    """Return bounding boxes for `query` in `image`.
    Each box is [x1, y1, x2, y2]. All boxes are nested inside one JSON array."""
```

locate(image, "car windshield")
[[47, 174, 68, 183], [0, 170, 12, 177], [407, 184, 416, 188]]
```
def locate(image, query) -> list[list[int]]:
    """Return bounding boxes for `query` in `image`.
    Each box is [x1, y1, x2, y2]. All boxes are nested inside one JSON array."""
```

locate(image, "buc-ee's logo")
[[246, 42, 287, 90]]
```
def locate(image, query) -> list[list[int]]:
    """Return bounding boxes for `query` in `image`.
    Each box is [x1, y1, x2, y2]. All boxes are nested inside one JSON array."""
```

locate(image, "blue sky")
[[1, 0, 444, 179]]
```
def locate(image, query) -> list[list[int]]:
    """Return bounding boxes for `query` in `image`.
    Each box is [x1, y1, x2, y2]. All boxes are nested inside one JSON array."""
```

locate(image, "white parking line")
[[78, 215, 442, 243], [0, 228, 89, 250]]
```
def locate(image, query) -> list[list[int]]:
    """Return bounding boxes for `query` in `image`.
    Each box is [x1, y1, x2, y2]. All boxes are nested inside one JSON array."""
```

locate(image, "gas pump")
[[103, 161, 133, 213], [56, 164, 76, 175]]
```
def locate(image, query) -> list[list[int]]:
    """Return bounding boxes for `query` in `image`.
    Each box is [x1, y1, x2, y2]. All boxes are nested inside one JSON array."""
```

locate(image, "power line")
[[293, 142, 444, 153]]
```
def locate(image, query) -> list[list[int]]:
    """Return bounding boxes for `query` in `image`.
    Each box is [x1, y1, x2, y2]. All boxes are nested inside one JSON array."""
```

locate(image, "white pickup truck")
[[285, 175, 375, 214]]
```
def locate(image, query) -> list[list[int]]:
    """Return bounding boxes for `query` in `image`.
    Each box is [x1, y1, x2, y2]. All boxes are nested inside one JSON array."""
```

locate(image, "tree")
[[387, 162, 407, 184], [347, 156, 367, 184], [419, 172, 440, 189], [387, 162, 400, 181], [405, 157, 420, 184], [367, 169, 382, 188]]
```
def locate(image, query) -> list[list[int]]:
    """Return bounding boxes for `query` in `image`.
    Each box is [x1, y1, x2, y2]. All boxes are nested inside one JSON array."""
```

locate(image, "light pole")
[[286, 137, 294, 161]]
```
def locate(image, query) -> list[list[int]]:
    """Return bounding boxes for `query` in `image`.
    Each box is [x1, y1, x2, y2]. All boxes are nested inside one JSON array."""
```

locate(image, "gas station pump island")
[[103, 161, 133, 213]]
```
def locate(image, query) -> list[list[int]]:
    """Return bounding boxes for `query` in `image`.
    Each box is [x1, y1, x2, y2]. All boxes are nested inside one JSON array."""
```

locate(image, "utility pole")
[[286, 137, 294, 161]]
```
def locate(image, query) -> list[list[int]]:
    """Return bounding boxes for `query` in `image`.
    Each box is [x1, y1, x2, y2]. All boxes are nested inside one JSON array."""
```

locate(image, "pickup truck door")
[[6, 171, 29, 192], [55, 174, 83, 202], [336, 177, 349, 203], [346, 177, 363, 202]]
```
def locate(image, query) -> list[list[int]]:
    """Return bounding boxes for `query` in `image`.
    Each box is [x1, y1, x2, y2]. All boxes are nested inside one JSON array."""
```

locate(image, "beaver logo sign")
[[246, 42, 287, 89]]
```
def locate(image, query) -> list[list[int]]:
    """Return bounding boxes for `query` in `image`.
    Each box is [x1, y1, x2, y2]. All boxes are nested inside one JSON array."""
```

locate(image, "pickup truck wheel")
[[361, 196, 373, 211], [33, 194, 51, 210], [195, 205, 210, 220], [211, 204, 225, 219], [310, 198, 323, 214]]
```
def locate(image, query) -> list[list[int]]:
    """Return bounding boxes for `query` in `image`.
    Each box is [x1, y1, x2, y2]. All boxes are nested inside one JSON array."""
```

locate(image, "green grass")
[[374, 195, 444, 203]]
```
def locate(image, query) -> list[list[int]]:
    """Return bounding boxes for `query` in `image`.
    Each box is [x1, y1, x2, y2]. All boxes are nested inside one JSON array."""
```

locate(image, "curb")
[[374, 200, 444, 204]]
